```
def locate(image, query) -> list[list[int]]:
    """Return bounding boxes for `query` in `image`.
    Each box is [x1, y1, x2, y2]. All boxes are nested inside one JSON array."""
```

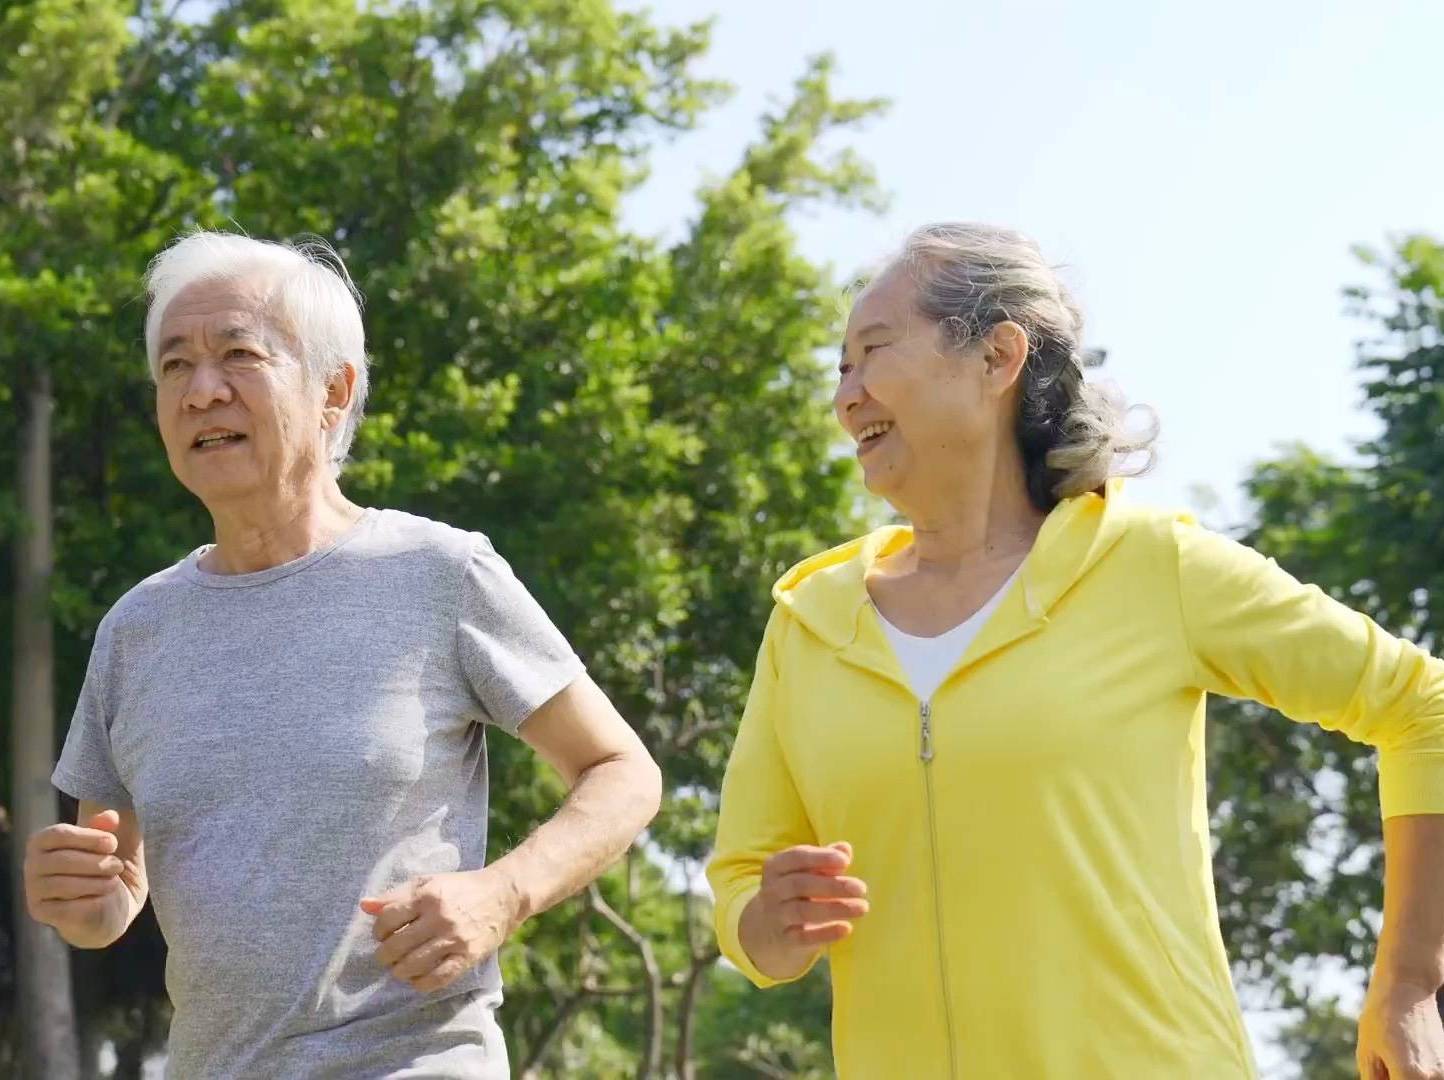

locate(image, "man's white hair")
[[144, 231, 370, 474]]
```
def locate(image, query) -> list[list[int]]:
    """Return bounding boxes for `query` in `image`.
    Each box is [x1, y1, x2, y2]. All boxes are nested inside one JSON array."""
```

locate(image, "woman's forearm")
[[738, 891, 822, 981], [1375, 814, 1444, 989]]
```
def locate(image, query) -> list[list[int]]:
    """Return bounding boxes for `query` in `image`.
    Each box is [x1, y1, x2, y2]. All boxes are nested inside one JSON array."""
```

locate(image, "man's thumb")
[[358, 897, 388, 916], [830, 840, 853, 861], [86, 809, 121, 833]]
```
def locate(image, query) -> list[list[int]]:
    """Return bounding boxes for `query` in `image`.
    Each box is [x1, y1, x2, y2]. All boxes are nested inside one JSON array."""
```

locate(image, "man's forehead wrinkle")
[[159, 305, 293, 360]]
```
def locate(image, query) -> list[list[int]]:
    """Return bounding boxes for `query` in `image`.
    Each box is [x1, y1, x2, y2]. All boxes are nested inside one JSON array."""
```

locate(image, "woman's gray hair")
[[143, 231, 370, 475], [894, 222, 1157, 510]]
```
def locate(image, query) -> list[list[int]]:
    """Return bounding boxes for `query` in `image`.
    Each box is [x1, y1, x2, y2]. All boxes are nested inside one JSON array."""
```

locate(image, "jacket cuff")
[[716, 881, 820, 989], [1379, 748, 1444, 818]]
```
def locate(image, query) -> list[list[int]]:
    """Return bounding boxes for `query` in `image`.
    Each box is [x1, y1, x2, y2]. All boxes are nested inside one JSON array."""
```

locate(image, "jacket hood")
[[772, 479, 1136, 661]]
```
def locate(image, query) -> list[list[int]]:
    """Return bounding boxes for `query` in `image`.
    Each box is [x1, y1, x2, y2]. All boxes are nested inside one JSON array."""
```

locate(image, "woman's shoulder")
[[1083, 483, 1206, 550], [771, 525, 911, 597], [763, 526, 910, 649]]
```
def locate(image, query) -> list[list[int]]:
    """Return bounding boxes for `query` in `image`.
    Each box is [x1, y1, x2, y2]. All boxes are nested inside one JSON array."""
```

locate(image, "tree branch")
[[102, 0, 192, 129], [124, 175, 179, 243], [587, 883, 663, 1079], [673, 946, 719, 1080], [517, 989, 590, 1080], [674, 863, 718, 1079], [669, 717, 728, 754]]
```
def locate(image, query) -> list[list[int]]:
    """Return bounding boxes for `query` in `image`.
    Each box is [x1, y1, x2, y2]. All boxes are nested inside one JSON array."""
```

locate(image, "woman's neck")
[[892, 432, 1046, 576]]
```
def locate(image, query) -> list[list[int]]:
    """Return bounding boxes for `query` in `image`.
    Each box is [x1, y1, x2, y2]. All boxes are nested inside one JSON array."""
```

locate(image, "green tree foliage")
[[1275, 993, 1360, 1080], [1, 1, 214, 1072], [1208, 234, 1444, 1067], [1, 0, 883, 1073], [0, 0, 213, 695], [16, 0, 1434, 1072]]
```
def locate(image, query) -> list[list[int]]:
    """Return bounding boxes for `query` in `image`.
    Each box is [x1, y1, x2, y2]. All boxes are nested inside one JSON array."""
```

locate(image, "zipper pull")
[[919, 701, 934, 762]]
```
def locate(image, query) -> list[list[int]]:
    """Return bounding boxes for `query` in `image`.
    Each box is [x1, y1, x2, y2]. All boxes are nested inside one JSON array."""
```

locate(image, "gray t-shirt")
[[53, 508, 585, 1079]]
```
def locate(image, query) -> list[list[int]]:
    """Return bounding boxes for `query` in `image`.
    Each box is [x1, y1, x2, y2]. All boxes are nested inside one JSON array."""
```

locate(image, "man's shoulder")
[[99, 559, 192, 628], [362, 508, 489, 568], [86, 558, 194, 662]]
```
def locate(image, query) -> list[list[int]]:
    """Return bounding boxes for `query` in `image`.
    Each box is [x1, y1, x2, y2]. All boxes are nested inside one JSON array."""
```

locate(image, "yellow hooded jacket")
[[708, 483, 1444, 1078]]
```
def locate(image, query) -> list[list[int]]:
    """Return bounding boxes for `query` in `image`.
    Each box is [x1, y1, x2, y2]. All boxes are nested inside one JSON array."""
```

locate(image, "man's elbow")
[[579, 740, 662, 838], [628, 749, 663, 832]]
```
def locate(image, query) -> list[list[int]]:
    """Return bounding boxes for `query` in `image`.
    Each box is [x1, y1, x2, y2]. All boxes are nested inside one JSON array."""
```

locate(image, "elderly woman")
[[708, 223, 1444, 1078], [22, 232, 661, 1078]]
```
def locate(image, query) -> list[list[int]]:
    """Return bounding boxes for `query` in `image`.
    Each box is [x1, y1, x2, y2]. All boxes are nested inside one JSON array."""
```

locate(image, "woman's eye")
[[161, 359, 187, 374], [863, 343, 888, 355], [226, 348, 256, 360]]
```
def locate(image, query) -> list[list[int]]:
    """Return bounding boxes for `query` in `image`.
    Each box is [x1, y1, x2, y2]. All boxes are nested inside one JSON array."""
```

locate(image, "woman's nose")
[[834, 368, 865, 417]]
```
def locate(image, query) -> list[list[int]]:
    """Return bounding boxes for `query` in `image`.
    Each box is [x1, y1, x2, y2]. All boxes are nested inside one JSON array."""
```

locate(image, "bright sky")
[[622, 0, 1444, 528], [622, 2, 1442, 1073]]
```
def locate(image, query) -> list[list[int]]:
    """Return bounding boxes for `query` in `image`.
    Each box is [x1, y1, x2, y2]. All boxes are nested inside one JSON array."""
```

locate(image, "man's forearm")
[[487, 749, 662, 926], [1375, 813, 1444, 989], [58, 922, 122, 950]]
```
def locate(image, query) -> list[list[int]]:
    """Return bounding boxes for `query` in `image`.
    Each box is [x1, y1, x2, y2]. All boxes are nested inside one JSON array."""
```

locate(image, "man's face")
[[153, 276, 328, 506]]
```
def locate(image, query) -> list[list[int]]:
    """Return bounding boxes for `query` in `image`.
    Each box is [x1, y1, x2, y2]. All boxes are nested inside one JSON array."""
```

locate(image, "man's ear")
[[321, 361, 358, 431]]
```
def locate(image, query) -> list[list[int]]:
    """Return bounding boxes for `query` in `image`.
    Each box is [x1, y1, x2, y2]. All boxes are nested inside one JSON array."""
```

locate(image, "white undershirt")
[[875, 569, 1020, 702]]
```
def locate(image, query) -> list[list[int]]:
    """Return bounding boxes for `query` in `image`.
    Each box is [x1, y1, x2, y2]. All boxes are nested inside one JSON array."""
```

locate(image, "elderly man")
[[21, 232, 662, 1077]]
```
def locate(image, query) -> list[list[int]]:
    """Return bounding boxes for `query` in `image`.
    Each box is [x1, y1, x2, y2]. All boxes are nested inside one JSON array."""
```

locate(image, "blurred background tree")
[[1, 0, 879, 1074], [1208, 234, 1444, 1071], [2, 0, 1440, 1075]]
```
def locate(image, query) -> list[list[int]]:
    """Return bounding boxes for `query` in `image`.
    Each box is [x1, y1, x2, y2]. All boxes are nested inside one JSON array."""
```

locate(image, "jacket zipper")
[[919, 700, 959, 1077]]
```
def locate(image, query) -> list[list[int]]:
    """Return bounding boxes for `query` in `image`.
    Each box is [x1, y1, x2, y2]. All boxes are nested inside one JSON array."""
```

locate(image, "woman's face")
[[834, 265, 1007, 504]]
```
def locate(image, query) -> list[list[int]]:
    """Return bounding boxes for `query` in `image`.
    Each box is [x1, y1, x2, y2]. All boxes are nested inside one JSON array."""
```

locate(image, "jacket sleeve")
[[706, 605, 820, 988], [1173, 516, 1444, 818]]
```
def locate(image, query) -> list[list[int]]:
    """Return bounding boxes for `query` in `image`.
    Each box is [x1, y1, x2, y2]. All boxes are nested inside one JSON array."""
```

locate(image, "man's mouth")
[[192, 431, 247, 450]]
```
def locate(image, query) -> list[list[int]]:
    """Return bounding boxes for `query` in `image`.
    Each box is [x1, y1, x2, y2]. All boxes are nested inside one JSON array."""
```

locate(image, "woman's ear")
[[983, 322, 1029, 389]]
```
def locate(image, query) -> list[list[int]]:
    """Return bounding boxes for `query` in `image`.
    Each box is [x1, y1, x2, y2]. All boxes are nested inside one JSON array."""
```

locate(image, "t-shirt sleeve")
[[52, 621, 134, 810], [455, 534, 586, 735]]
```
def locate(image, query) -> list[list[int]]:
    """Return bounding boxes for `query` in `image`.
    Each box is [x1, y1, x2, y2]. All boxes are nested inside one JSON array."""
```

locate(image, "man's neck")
[[202, 481, 364, 575]]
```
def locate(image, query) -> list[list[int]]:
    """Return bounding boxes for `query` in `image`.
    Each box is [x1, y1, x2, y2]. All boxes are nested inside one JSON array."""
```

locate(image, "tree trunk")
[[111, 1003, 158, 1080], [672, 873, 717, 1080], [673, 949, 717, 1080], [10, 363, 81, 1080], [587, 884, 662, 1080]]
